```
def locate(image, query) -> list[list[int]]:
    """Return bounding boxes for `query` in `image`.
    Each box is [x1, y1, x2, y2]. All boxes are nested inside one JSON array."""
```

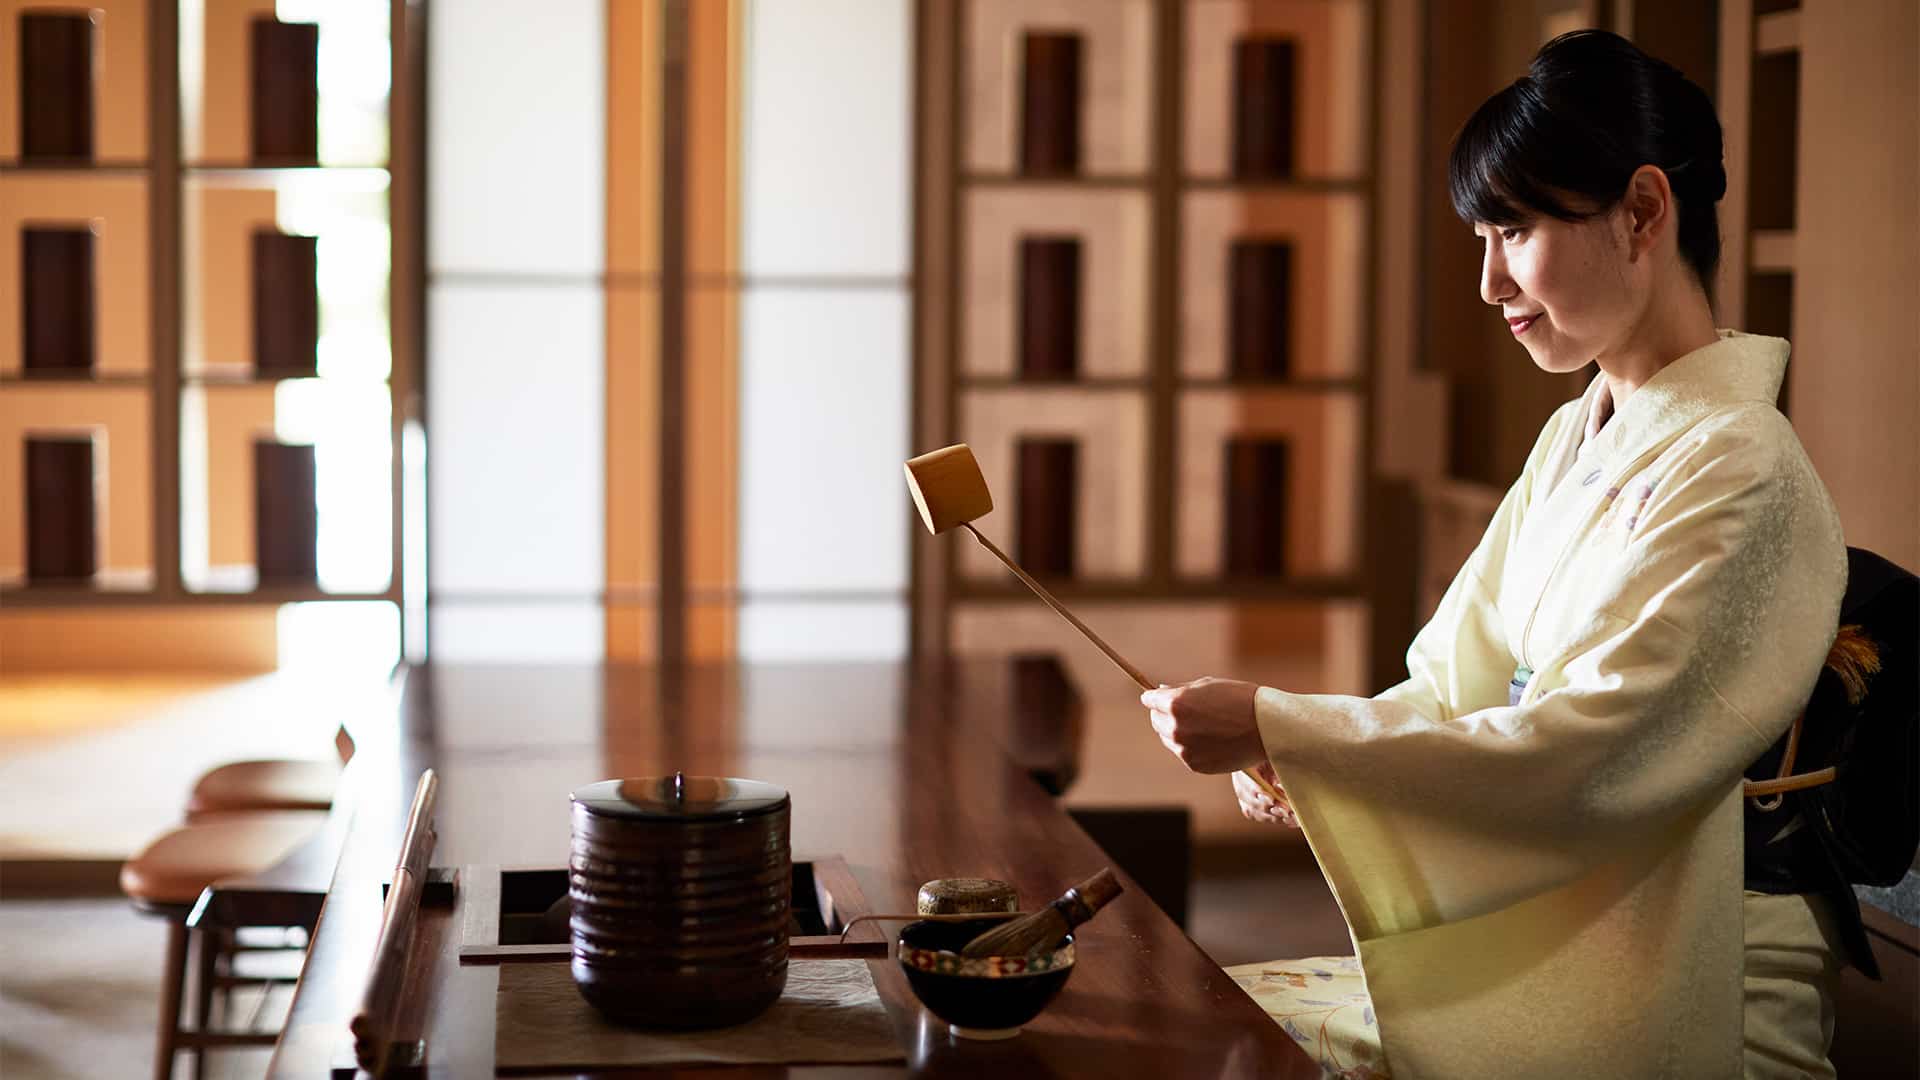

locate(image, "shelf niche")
[[1227, 239, 1291, 380], [250, 18, 320, 165], [1230, 38, 1297, 180], [22, 226, 96, 374], [254, 439, 318, 584], [1019, 31, 1082, 176], [1016, 437, 1077, 579], [1223, 437, 1289, 578], [252, 230, 319, 376], [25, 432, 99, 580], [19, 12, 95, 161], [1018, 236, 1081, 380]]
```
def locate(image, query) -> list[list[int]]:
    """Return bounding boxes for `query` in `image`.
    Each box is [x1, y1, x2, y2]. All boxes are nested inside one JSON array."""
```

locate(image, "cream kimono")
[[1256, 332, 1847, 1078]]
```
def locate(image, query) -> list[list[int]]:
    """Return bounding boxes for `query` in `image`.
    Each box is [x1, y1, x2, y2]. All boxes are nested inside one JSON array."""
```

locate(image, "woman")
[[1142, 30, 1847, 1079]]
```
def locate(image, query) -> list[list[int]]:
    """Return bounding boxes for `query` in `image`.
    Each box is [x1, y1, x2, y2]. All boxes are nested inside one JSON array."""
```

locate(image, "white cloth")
[[1256, 332, 1847, 1078]]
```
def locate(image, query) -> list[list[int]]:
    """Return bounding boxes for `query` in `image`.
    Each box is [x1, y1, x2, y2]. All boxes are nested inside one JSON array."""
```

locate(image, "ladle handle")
[[963, 523, 1154, 690], [961, 523, 1288, 805]]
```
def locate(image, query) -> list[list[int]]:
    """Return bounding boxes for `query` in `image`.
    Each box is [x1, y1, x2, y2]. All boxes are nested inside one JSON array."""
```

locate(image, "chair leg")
[[192, 927, 218, 1080], [152, 921, 188, 1080]]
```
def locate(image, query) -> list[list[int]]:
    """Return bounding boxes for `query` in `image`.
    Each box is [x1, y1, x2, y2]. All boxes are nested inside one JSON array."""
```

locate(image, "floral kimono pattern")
[[1226, 955, 1386, 1079]]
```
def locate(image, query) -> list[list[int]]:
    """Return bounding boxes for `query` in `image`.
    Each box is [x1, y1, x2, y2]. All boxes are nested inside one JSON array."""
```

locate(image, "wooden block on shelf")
[[254, 440, 318, 584], [1227, 240, 1291, 380], [1016, 437, 1077, 579], [20, 12, 95, 161], [1223, 438, 1289, 579], [25, 434, 98, 581], [252, 230, 319, 377], [250, 18, 320, 165], [1017, 237, 1081, 380], [22, 228, 95, 374], [1019, 32, 1082, 176], [1231, 38, 1296, 180]]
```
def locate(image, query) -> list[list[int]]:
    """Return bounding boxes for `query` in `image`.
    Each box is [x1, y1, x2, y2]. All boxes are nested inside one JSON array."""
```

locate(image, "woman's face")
[[1475, 205, 1641, 374]]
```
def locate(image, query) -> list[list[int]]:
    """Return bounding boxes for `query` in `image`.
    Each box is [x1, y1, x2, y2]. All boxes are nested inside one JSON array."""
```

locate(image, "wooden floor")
[[0, 672, 385, 875]]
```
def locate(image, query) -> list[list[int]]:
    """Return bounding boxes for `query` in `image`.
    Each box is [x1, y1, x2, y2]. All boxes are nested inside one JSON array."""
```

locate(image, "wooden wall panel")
[[966, 189, 1150, 378], [966, 0, 1153, 176], [0, 175, 149, 377], [193, 0, 278, 163], [957, 388, 1149, 582], [186, 184, 277, 374], [198, 385, 277, 574], [1176, 390, 1360, 580], [0, 0, 149, 163], [1186, 0, 1367, 179], [1182, 191, 1364, 380], [0, 385, 150, 578], [1790, 0, 1919, 571]]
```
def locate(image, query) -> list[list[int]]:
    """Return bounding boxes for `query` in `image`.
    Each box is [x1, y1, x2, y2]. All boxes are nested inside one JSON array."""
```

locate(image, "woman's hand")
[[1234, 762, 1298, 827], [1140, 677, 1266, 775]]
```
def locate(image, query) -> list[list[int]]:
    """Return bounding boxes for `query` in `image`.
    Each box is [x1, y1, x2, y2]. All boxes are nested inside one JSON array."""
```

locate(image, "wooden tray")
[[456, 855, 889, 965]]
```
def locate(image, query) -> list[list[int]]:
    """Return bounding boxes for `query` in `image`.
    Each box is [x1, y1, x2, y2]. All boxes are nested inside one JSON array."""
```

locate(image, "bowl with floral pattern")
[[896, 918, 1075, 1040]]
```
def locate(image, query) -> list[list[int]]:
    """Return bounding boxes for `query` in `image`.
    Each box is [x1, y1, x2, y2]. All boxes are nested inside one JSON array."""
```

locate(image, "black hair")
[[1448, 29, 1728, 285]]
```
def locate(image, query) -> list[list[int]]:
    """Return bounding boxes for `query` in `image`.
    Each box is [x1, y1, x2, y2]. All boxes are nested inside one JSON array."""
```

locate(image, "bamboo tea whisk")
[[958, 868, 1122, 958], [904, 444, 1286, 802]]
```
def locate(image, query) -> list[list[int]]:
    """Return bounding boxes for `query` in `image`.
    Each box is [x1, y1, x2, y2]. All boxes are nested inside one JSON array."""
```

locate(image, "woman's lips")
[[1507, 313, 1541, 336]]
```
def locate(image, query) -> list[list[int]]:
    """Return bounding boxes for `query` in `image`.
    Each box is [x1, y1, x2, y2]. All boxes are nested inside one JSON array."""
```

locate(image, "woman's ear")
[[1622, 164, 1674, 263]]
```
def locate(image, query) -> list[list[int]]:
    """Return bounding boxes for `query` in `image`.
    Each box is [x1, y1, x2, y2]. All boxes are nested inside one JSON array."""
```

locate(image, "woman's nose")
[[1480, 249, 1515, 307]]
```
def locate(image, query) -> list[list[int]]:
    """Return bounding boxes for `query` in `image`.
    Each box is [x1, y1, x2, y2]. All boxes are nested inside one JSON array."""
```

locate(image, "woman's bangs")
[[1448, 86, 1573, 227]]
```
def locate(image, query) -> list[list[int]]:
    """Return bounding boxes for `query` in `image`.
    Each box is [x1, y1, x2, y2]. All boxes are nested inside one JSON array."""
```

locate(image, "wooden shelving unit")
[[915, 0, 1378, 700], [1, 0, 419, 626]]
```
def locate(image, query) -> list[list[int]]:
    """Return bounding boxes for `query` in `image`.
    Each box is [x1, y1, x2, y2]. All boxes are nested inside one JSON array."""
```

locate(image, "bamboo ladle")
[[904, 444, 1285, 802]]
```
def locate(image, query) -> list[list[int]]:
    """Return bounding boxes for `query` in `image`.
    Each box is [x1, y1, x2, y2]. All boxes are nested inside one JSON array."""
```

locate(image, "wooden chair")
[[120, 811, 329, 1080]]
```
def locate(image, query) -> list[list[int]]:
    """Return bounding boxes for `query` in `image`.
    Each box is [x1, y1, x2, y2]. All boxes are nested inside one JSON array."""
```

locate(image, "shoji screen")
[[735, 0, 912, 661], [426, 0, 606, 661]]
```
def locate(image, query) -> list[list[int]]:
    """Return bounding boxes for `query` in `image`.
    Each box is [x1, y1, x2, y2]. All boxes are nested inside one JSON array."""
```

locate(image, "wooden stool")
[[120, 812, 327, 1080], [185, 759, 339, 821], [183, 726, 353, 822]]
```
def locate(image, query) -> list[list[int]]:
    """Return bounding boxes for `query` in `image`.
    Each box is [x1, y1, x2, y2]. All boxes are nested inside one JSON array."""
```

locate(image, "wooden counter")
[[267, 661, 1318, 1077]]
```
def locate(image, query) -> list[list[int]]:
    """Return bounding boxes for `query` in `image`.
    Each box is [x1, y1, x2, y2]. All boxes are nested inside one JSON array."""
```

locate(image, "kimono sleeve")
[[1257, 411, 1845, 942]]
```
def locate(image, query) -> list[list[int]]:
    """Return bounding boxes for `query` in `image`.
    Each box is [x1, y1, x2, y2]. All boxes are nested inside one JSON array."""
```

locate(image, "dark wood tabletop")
[[266, 660, 1318, 1078]]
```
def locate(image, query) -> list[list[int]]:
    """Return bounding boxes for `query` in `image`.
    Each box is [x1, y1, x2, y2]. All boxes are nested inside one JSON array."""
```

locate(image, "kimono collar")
[[1576, 330, 1788, 468]]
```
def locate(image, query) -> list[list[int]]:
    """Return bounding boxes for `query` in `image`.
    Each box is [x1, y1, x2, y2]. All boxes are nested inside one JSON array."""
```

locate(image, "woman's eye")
[[1500, 227, 1525, 243]]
